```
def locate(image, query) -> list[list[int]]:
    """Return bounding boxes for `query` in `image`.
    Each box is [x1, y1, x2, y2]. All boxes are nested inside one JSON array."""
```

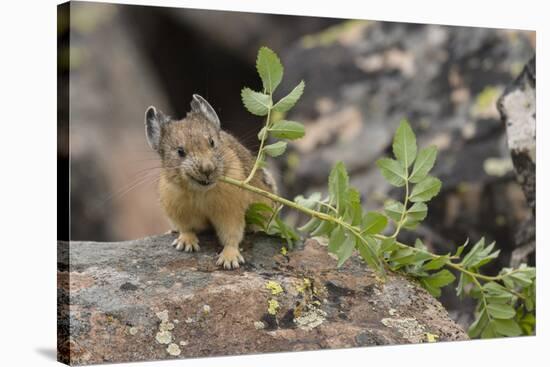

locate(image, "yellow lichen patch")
[[156, 310, 169, 322], [280, 246, 288, 256], [265, 281, 284, 295], [159, 321, 175, 331], [267, 299, 280, 315], [166, 343, 181, 356], [155, 330, 172, 345], [294, 305, 327, 331], [295, 278, 311, 294], [426, 332, 439, 343], [381, 317, 426, 343]]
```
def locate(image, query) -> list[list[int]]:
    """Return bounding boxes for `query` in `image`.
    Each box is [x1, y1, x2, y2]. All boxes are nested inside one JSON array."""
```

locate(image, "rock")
[[58, 233, 467, 365], [497, 56, 536, 266], [497, 56, 536, 213]]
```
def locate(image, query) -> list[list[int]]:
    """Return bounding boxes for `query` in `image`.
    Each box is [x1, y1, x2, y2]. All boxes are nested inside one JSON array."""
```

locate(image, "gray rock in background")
[[58, 234, 467, 365], [497, 56, 536, 267]]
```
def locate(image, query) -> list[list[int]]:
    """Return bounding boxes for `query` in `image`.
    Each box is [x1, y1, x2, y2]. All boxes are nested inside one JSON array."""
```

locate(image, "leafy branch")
[[221, 46, 536, 339]]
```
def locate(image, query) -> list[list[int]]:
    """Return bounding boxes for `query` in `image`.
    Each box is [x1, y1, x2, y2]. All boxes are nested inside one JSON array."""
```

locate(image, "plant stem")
[[219, 175, 513, 290], [392, 173, 410, 238], [244, 107, 272, 184]]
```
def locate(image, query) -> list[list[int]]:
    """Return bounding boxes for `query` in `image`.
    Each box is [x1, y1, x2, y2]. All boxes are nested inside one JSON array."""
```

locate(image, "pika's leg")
[[170, 216, 207, 252], [212, 216, 245, 269], [171, 231, 200, 252]]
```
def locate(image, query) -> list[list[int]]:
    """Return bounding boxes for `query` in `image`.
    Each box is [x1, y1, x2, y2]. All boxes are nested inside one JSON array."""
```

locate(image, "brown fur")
[[155, 110, 275, 269]]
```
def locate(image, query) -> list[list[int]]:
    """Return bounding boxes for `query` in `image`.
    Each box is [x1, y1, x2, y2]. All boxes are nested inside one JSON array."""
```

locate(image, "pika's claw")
[[171, 232, 200, 252], [216, 247, 245, 269]]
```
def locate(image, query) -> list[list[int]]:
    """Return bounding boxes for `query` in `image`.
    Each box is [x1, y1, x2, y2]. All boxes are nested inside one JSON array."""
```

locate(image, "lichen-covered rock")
[[497, 56, 536, 267], [497, 56, 536, 212], [58, 233, 467, 365]]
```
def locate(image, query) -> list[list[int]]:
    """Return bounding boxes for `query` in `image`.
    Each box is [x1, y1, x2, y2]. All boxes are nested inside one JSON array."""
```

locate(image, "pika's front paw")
[[216, 247, 245, 269], [171, 232, 200, 252]]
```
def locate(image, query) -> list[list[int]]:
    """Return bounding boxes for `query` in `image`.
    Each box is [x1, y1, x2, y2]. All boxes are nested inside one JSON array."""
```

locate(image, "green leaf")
[[481, 320, 498, 339], [269, 215, 299, 247], [483, 282, 514, 304], [328, 162, 349, 213], [407, 202, 428, 222], [393, 119, 417, 168], [344, 188, 363, 226], [468, 310, 489, 338], [328, 226, 345, 254], [257, 126, 267, 140], [456, 272, 473, 298], [263, 141, 287, 157], [486, 303, 516, 319], [409, 146, 437, 183], [460, 238, 500, 269], [422, 255, 449, 271], [390, 248, 415, 264], [273, 80, 305, 113], [505, 271, 535, 287], [493, 319, 522, 337], [409, 176, 442, 202], [454, 239, 469, 258], [245, 203, 274, 228], [310, 218, 333, 237], [518, 312, 535, 335], [298, 216, 320, 233], [384, 200, 405, 223], [256, 46, 283, 94], [424, 269, 456, 288], [269, 120, 305, 140], [337, 234, 356, 268], [294, 192, 322, 210], [357, 235, 383, 273], [378, 237, 398, 255], [241, 88, 271, 116], [376, 158, 407, 187], [362, 212, 388, 234], [403, 202, 428, 229]]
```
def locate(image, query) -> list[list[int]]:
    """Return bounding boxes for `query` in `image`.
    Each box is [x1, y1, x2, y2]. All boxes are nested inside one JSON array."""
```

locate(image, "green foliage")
[[263, 141, 287, 157], [246, 203, 299, 247], [392, 120, 417, 168], [237, 46, 536, 340], [256, 46, 283, 94], [241, 88, 271, 116], [273, 81, 305, 113], [240, 47, 305, 182], [269, 120, 305, 140]]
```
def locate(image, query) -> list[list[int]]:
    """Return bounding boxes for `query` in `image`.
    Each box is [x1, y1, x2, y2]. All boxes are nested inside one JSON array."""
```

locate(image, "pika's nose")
[[199, 163, 215, 178]]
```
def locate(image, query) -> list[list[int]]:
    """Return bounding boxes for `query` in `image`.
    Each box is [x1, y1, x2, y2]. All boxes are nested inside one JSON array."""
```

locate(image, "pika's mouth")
[[188, 175, 216, 188]]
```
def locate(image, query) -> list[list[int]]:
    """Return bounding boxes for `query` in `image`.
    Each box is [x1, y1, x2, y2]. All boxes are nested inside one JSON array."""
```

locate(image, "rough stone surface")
[[497, 56, 536, 267], [497, 56, 536, 212], [58, 233, 467, 365]]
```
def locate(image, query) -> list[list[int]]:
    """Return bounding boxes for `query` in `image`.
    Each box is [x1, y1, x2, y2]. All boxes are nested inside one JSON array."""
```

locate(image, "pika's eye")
[[209, 137, 215, 148], [176, 147, 186, 158]]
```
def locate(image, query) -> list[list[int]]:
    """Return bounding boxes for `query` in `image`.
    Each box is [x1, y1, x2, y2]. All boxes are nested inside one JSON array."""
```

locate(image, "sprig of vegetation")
[[220, 46, 536, 338]]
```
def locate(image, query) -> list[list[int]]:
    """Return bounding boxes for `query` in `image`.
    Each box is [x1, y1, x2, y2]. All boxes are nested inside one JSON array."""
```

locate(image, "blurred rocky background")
[[58, 2, 535, 329]]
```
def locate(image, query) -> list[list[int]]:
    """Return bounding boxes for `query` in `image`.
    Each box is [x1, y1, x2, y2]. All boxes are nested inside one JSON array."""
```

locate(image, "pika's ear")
[[190, 94, 220, 130], [145, 106, 168, 151]]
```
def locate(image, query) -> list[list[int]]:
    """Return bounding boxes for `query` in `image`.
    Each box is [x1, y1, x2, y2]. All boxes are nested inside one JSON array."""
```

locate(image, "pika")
[[145, 95, 276, 269]]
